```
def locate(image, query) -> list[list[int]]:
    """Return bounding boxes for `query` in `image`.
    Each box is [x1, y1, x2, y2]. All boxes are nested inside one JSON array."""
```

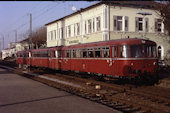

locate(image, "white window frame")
[[59, 28, 63, 39], [138, 18, 143, 31], [53, 30, 56, 40], [96, 16, 101, 32], [51, 31, 53, 40], [74, 23, 80, 36], [93, 18, 95, 32], [68, 25, 71, 37], [88, 19, 92, 34], [85, 20, 87, 34], [48, 31, 50, 40], [113, 16, 128, 32], [155, 18, 164, 33]]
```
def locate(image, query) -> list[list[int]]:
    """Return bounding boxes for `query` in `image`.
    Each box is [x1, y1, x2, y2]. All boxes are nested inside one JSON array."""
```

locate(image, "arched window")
[[158, 46, 161, 59], [158, 45, 164, 60]]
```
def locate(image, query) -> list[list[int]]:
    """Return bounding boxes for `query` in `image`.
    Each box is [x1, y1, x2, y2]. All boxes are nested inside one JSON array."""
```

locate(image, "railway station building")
[[46, 1, 170, 64]]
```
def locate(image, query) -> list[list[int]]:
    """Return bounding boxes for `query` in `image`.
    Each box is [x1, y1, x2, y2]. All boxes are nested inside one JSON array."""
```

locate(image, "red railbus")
[[16, 38, 158, 79]]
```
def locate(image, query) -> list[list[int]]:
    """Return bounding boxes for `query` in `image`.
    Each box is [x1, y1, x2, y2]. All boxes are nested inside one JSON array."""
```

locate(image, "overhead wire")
[[4, 1, 95, 45]]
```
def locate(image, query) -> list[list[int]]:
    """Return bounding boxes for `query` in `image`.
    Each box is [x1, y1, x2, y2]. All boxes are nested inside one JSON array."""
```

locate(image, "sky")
[[0, 1, 99, 51]]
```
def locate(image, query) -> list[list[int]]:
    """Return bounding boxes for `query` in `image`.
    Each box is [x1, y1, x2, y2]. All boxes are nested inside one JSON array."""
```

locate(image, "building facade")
[[15, 38, 29, 52], [46, 2, 170, 64]]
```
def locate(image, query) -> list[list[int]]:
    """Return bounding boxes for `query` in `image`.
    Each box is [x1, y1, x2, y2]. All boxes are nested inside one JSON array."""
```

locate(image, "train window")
[[76, 49, 80, 58], [120, 45, 130, 58], [48, 51, 50, 57], [130, 45, 144, 58], [112, 46, 118, 57], [87, 48, 94, 58], [144, 45, 157, 58], [94, 48, 101, 58], [66, 50, 70, 58], [72, 50, 76, 58], [58, 50, 61, 58], [82, 49, 87, 58], [152, 46, 157, 58], [145, 45, 152, 57], [29, 52, 31, 57], [54, 51, 58, 58], [102, 47, 110, 58]]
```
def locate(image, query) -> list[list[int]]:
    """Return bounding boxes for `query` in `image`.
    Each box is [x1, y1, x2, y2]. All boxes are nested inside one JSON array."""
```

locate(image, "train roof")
[[17, 38, 156, 53], [62, 38, 156, 49]]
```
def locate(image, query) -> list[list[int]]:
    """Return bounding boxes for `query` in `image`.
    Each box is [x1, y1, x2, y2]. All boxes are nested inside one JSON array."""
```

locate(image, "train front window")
[[145, 45, 157, 58], [120, 45, 130, 58], [130, 45, 144, 58]]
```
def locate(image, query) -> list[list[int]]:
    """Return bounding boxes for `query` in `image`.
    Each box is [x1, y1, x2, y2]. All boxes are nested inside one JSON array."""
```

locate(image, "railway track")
[[0, 61, 170, 113], [20, 68, 170, 113]]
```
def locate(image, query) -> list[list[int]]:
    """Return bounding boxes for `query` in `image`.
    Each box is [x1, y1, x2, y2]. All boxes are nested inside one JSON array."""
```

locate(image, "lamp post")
[[136, 11, 152, 39]]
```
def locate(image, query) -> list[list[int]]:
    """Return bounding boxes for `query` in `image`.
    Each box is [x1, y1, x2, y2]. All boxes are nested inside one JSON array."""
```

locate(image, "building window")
[[85, 21, 87, 34], [88, 19, 92, 33], [96, 16, 101, 31], [48, 32, 51, 40], [74, 23, 80, 36], [51, 31, 53, 40], [113, 16, 129, 31], [104, 6, 108, 29], [117, 16, 122, 31], [53, 30, 56, 40], [155, 19, 163, 33], [66, 25, 71, 38], [125, 16, 129, 31], [93, 18, 95, 32], [135, 17, 143, 31], [136, 17, 149, 32], [68, 25, 71, 37], [59, 28, 63, 39], [145, 18, 149, 32]]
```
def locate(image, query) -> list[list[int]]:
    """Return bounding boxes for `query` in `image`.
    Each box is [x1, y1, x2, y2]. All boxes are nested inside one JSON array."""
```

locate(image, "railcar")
[[16, 38, 158, 79], [16, 50, 29, 69]]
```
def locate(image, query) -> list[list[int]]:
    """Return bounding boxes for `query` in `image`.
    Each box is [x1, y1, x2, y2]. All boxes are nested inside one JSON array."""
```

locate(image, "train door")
[[50, 49, 62, 70], [49, 50, 53, 69], [28, 51, 31, 65], [57, 50, 62, 70], [111, 46, 118, 76], [55, 50, 62, 70]]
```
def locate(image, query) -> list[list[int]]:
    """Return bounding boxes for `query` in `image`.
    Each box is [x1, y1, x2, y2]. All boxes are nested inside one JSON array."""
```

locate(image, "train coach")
[[16, 38, 158, 79]]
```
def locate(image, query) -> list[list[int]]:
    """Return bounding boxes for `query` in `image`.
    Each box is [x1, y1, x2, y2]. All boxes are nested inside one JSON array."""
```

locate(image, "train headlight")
[[153, 62, 156, 65]]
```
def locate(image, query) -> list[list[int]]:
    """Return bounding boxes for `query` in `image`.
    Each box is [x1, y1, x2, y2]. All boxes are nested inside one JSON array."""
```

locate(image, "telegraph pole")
[[14, 30, 17, 43], [2, 35, 4, 49], [1, 34, 4, 50], [29, 13, 32, 49]]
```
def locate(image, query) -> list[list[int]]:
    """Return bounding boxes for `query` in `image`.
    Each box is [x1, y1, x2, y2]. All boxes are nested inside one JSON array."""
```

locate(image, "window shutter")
[[135, 17, 139, 32], [74, 24, 76, 36], [125, 16, 129, 31], [155, 18, 158, 32], [65, 27, 67, 38], [113, 16, 117, 31], [85, 21, 87, 34], [145, 18, 149, 32]]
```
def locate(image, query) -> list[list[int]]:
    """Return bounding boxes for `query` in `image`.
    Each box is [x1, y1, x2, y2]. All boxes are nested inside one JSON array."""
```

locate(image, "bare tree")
[[154, 2, 170, 36], [31, 26, 47, 49]]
